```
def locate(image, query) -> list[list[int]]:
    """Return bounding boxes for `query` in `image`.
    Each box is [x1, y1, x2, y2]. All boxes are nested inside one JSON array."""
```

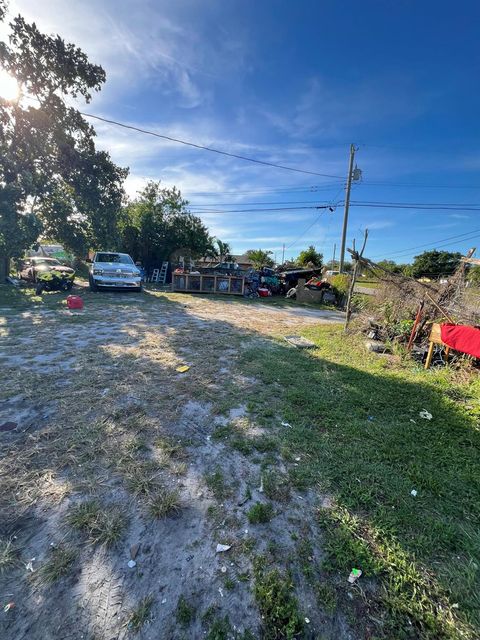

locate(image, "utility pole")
[[339, 144, 356, 273], [281, 243, 285, 265]]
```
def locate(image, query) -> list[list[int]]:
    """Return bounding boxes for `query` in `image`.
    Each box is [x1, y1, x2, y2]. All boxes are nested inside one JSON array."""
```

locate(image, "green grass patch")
[[176, 595, 195, 626], [0, 537, 18, 573], [205, 468, 231, 500], [253, 556, 304, 640], [148, 487, 181, 518], [263, 470, 291, 502], [125, 595, 154, 632], [67, 500, 127, 547], [247, 502, 274, 524], [238, 324, 480, 638], [39, 546, 77, 584]]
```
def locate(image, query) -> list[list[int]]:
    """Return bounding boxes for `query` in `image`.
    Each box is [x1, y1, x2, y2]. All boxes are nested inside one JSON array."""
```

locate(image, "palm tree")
[[215, 238, 232, 263]]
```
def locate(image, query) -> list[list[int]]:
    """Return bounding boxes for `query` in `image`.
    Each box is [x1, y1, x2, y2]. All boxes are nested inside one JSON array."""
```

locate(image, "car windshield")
[[95, 253, 133, 264], [34, 258, 61, 266]]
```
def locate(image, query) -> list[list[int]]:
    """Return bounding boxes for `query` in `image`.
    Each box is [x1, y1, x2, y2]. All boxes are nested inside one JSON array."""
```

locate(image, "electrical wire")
[[189, 205, 332, 214], [350, 201, 480, 211], [371, 230, 480, 261], [80, 111, 344, 179]]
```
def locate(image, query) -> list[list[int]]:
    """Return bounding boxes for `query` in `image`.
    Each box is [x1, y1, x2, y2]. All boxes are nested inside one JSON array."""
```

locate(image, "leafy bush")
[[330, 273, 349, 297]]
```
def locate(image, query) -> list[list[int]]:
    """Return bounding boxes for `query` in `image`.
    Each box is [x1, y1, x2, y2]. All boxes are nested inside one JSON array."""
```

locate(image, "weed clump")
[[67, 500, 126, 547], [247, 502, 274, 524], [149, 487, 181, 518], [253, 557, 303, 640], [39, 546, 77, 584], [176, 595, 195, 626]]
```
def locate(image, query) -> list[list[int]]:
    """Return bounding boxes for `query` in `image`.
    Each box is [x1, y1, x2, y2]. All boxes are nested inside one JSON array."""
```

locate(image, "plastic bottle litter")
[[410, 489, 418, 497], [216, 544, 231, 553], [3, 602, 15, 612], [127, 560, 137, 569], [25, 558, 35, 572], [348, 568, 362, 584], [419, 410, 432, 420]]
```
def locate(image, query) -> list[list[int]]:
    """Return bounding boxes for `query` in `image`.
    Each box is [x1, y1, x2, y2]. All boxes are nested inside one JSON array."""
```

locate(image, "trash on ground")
[[410, 489, 418, 497], [127, 560, 137, 569], [221, 565, 227, 573], [66, 295, 84, 310], [216, 544, 231, 553], [161, 598, 167, 604], [419, 409, 432, 420], [294, 456, 301, 462], [305, 618, 310, 624], [257, 474, 264, 493], [281, 421, 292, 427], [130, 544, 140, 560], [176, 365, 190, 373], [284, 335, 315, 349], [0, 421, 17, 432], [3, 602, 15, 612], [218, 587, 224, 597], [365, 340, 391, 354], [25, 558, 35, 572], [367, 416, 374, 421], [348, 568, 362, 584]]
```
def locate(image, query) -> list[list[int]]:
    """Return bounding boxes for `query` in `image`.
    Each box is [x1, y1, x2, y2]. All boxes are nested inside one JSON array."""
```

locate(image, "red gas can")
[[66, 295, 84, 310]]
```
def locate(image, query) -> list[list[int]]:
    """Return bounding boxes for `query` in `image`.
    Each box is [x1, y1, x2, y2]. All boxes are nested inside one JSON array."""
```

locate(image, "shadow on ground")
[[0, 286, 478, 639]]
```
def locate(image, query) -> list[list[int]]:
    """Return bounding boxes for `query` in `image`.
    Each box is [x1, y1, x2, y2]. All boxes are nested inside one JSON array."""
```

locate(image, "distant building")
[[195, 254, 254, 270]]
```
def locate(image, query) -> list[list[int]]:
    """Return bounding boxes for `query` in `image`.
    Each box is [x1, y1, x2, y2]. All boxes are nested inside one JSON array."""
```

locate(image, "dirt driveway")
[[0, 290, 351, 640]]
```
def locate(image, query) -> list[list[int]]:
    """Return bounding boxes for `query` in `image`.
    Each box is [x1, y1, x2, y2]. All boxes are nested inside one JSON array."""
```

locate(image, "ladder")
[[150, 268, 160, 283], [158, 261, 169, 284]]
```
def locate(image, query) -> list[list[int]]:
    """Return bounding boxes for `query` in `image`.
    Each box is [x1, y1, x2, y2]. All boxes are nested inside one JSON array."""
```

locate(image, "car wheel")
[[89, 276, 98, 292], [135, 285, 143, 293]]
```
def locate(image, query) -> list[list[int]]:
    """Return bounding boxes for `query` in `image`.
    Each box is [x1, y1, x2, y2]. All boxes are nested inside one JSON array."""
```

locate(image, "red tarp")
[[440, 324, 480, 359]]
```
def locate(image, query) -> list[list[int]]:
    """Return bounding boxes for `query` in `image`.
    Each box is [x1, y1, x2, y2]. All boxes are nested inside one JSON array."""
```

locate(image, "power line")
[[360, 181, 480, 190], [350, 201, 480, 211], [189, 205, 332, 214], [190, 199, 335, 207], [80, 111, 344, 179], [371, 228, 480, 260]]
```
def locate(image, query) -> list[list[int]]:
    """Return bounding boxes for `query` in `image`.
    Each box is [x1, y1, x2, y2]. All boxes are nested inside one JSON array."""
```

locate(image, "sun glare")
[[0, 69, 19, 101]]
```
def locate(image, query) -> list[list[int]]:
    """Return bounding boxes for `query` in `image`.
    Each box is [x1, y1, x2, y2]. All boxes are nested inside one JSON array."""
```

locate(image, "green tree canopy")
[[0, 0, 127, 271], [295, 245, 323, 268], [410, 250, 461, 279], [246, 249, 274, 269], [118, 181, 212, 270]]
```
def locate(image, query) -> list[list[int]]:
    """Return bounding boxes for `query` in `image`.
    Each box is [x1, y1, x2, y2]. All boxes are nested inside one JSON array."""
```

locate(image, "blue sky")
[[10, 0, 480, 262]]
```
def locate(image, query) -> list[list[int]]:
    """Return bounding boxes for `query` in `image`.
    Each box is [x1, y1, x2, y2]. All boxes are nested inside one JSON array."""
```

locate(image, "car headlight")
[[93, 268, 103, 275]]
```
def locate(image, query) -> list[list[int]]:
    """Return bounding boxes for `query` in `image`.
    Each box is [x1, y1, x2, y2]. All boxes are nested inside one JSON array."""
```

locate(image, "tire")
[[134, 284, 143, 293], [89, 276, 98, 292]]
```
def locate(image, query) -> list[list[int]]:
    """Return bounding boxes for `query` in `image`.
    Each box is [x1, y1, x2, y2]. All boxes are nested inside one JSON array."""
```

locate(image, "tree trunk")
[[0, 255, 10, 282]]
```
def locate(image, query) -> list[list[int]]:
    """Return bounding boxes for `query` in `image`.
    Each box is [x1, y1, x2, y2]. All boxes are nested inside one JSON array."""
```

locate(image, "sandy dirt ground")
[[0, 291, 351, 640]]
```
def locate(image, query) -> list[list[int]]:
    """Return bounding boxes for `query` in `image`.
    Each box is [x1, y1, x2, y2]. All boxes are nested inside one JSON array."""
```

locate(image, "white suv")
[[89, 252, 142, 292]]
